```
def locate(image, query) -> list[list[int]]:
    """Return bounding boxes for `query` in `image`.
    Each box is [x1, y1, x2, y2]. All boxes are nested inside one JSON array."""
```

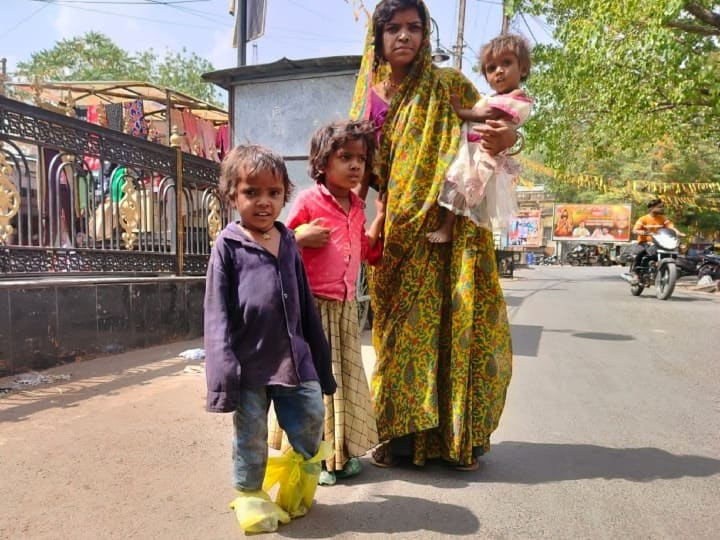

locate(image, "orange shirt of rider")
[[634, 214, 673, 243]]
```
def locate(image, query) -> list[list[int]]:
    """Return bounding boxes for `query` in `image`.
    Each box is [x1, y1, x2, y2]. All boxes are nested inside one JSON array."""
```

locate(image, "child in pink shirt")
[[270, 120, 384, 485]]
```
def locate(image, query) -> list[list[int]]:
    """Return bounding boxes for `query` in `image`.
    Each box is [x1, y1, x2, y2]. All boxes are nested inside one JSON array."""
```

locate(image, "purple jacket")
[[204, 221, 336, 413]]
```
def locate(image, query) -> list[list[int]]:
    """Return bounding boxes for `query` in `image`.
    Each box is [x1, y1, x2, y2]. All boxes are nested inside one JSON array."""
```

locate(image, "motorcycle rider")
[[630, 197, 684, 285]]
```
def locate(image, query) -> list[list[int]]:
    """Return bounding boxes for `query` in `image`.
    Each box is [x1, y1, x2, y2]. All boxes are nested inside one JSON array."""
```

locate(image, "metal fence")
[[0, 96, 230, 276]]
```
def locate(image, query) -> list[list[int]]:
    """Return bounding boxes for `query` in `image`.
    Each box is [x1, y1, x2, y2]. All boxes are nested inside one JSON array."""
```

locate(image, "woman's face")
[[382, 8, 424, 70]]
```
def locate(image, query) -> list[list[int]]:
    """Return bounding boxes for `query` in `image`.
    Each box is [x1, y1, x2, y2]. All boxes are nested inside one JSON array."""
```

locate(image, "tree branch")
[[665, 20, 720, 35], [684, 2, 720, 30]]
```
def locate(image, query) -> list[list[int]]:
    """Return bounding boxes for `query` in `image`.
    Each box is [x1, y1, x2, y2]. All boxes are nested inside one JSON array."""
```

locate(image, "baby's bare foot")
[[426, 229, 452, 243]]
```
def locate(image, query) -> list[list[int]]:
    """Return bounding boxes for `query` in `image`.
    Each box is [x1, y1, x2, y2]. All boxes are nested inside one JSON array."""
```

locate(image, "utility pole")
[[501, 0, 510, 33], [0, 58, 6, 96], [236, 0, 247, 66], [453, 0, 467, 69]]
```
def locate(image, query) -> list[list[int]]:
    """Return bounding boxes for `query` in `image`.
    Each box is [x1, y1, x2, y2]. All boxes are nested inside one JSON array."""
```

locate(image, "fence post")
[[171, 127, 184, 275]]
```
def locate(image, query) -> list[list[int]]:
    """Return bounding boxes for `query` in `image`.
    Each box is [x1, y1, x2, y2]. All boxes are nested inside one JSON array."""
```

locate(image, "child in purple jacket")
[[204, 144, 336, 532]]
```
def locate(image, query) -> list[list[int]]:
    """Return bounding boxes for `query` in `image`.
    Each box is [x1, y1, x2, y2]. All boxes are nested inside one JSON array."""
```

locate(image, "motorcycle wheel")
[[698, 263, 719, 280], [655, 262, 678, 300], [569, 258, 580, 266], [630, 283, 644, 296]]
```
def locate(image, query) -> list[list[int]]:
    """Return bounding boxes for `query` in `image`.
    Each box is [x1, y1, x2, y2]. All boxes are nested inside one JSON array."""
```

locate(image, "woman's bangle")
[[507, 131, 525, 156]]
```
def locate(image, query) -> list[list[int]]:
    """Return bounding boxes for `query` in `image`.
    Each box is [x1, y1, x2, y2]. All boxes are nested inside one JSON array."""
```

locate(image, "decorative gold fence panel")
[[0, 96, 230, 276]]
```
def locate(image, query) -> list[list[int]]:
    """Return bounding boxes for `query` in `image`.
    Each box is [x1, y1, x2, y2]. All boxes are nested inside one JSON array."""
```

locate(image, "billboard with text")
[[508, 209, 543, 247], [552, 204, 632, 242]]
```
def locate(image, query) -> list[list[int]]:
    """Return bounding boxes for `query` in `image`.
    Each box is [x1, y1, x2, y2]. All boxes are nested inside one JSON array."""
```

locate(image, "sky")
[[0, 0, 552, 100]]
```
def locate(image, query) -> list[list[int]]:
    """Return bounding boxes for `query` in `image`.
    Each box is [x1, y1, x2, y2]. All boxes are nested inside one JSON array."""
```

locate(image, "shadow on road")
[[479, 441, 720, 484], [510, 324, 543, 357], [509, 325, 637, 357], [279, 494, 480, 538], [542, 328, 635, 341], [0, 339, 202, 423]]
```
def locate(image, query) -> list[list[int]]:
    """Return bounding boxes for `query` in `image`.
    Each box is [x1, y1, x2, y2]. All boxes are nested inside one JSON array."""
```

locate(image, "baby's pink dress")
[[438, 92, 533, 227]]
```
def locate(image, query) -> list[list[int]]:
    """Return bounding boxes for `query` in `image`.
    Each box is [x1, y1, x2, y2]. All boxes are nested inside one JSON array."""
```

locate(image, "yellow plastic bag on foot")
[[228, 490, 290, 533], [262, 441, 332, 518]]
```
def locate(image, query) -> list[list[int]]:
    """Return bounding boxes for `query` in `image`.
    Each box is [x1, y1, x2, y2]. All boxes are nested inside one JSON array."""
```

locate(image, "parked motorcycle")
[[566, 244, 612, 266], [629, 228, 680, 300], [676, 246, 713, 277], [697, 252, 720, 282]]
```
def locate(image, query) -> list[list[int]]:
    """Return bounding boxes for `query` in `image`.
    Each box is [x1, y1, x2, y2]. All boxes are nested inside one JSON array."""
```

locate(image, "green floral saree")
[[350, 5, 513, 466]]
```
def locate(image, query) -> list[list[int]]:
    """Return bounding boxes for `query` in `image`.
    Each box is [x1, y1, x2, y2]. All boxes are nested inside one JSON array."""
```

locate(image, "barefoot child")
[[270, 120, 384, 485], [428, 33, 533, 243], [204, 144, 337, 533]]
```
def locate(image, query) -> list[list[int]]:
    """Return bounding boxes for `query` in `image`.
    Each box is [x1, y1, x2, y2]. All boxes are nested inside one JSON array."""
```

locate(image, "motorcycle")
[[697, 252, 720, 282], [566, 244, 592, 266], [566, 244, 612, 266], [676, 245, 712, 277], [628, 228, 680, 300]]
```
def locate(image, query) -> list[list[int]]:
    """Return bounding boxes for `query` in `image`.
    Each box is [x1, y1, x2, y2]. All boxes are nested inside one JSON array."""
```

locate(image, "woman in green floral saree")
[[350, 0, 515, 470]]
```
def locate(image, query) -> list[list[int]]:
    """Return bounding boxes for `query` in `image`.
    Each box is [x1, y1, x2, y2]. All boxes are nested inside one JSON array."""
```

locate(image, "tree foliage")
[[15, 32, 221, 105], [507, 1, 720, 169]]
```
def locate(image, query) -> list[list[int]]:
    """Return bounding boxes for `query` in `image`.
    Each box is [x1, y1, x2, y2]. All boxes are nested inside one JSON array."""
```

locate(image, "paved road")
[[1, 266, 718, 539]]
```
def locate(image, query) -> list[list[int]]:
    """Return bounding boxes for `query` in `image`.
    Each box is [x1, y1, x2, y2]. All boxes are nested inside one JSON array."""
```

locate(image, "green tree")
[[152, 48, 218, 103], [15, 31, 221, 105], [507, 1, 720, 168]]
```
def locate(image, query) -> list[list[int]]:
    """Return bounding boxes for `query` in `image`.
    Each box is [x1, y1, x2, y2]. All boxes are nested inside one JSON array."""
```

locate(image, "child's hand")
[[374, 192, 387, 217], [295, 218, 331, 248], [467, 102, 509, 123]]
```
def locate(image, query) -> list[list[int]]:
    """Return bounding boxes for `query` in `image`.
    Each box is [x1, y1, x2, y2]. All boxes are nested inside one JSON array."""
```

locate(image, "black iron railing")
[[0, 96, 230, 276]]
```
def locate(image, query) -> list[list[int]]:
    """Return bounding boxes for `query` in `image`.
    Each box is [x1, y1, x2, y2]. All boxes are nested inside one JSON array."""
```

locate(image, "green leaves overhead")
[[508, 1, 720, 169], [15, 31, 221, 105]]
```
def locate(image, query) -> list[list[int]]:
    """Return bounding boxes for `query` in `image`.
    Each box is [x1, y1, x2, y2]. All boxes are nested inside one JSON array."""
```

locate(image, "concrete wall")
[[0, 277, 205, 376]]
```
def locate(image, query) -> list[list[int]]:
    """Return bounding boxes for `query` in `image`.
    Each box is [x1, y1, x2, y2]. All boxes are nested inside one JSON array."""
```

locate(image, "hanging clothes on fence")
[[169, 109, 191, 153], [181, 110, 201, 156], [105, 103, 124, 132], [124, 100, 149, 138], [215, 124, 229, 161]]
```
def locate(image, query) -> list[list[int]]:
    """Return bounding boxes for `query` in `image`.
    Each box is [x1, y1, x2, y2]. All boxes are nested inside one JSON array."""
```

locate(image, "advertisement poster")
[[508, 209, 542, 247], [552, 204, 632, 242]]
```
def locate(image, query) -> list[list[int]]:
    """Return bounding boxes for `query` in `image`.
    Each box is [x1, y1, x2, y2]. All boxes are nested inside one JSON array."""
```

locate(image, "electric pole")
[[0, 58, 6, 96], [453, 0, 467, 69], [237, 0, 247, 66], [501, 0, 510, 33]]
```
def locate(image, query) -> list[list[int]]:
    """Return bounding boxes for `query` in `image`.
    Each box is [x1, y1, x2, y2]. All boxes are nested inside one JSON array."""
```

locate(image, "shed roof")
[[5, 80, 228, 125], [203, 56, 362, 89]]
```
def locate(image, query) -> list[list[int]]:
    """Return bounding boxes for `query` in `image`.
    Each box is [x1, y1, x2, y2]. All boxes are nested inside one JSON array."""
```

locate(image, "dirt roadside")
[[0, 339, 246, 540]]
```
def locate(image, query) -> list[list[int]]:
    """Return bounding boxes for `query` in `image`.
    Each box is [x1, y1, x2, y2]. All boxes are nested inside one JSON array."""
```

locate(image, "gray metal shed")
[[203, 56, 362, 202]]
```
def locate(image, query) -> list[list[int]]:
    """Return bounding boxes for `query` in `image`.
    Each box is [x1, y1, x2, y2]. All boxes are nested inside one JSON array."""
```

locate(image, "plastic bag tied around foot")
[[229, 489, 290, 533], [262, 441, 332, 518]]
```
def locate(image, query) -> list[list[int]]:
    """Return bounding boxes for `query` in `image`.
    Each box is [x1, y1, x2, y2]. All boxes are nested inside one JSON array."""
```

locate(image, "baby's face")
[[484, 51, 523, 94]]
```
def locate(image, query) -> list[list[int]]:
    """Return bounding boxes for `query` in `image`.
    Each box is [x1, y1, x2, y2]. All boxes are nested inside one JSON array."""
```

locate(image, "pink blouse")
[[286, 183, 381, 302]]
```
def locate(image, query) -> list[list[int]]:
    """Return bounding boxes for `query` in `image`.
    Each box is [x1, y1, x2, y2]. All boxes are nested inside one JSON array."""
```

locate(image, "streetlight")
[[429, 17, 451, 63]]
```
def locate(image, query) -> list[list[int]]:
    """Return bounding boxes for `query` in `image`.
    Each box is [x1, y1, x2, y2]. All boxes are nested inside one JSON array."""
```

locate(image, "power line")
[[520, 13, 539, 45], [0, 2, 50, 40], [29, 0, 229, 29], [529, 15, 556, 43], [31, 0, 209, 4]]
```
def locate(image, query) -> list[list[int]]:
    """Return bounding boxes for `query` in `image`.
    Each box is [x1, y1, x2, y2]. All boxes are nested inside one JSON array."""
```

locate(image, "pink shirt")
[[287, 183, 381, 301]]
